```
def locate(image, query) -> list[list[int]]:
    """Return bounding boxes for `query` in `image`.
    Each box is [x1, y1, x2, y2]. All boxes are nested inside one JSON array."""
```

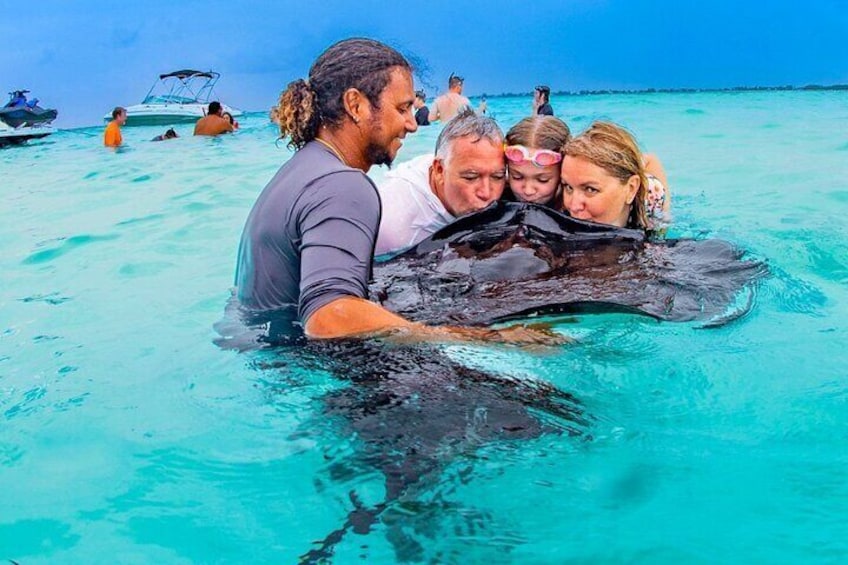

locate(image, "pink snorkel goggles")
[[504, 144, 563, 167]]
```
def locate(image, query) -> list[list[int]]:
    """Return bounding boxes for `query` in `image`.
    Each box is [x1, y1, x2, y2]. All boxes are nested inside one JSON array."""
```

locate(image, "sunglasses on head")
[[504, 144, 563, 167]]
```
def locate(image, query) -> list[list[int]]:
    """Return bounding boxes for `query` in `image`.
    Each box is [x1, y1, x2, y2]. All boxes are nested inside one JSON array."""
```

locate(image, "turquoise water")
[[2, 91, 847, 563]]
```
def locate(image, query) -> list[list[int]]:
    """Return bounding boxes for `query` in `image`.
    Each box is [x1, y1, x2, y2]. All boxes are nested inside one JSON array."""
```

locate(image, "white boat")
[[104, 70, 242, 126], [0, 120, 53, 147]]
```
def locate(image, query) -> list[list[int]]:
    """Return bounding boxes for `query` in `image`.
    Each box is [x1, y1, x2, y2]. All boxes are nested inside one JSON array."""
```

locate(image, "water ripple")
[[18, 292, 71, 305], [22, 233, 120, 265]]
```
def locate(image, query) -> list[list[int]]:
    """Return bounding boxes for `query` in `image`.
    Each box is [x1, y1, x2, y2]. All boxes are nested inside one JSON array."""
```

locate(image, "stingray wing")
[[371, 203, 767, 326]]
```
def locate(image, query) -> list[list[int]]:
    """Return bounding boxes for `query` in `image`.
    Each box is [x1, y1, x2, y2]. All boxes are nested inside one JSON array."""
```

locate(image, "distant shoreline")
[[477, 83, 848, 98]]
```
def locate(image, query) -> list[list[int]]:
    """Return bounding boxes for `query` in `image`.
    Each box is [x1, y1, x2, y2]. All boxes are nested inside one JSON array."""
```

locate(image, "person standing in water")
[[194, 101, 234, 136], [430, 73, 471, 123], [104, 107, 126, 147], [413, 90, 430, 125], [234, 38, 558, 345], [533, 85, 554, 116]]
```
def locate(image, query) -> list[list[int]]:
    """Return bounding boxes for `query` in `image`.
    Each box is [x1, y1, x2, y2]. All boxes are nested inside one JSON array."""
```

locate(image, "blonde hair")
[[563, 121, 649, 229], [275, 79, 318, 149]]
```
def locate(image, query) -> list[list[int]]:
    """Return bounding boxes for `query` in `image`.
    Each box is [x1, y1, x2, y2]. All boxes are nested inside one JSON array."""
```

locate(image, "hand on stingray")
[[376, 321, 570, 349], [490, 323, 572, 349], [431, 322, 570, 348]]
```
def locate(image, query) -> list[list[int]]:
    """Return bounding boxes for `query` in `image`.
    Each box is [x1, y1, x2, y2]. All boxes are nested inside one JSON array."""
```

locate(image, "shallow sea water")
[[1, 91, 847, 563]]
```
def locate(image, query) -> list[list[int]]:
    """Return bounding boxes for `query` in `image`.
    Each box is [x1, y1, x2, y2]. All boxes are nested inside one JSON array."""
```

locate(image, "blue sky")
[[1, 0, 845, 127]]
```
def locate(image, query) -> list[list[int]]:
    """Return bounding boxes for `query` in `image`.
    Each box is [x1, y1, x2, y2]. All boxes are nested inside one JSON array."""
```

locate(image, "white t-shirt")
[[375, 154, 455, 257]]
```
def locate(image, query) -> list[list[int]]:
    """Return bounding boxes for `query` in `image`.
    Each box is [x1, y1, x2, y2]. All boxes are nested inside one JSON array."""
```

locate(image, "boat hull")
[[0, 125, 53, 147], [0, 107, 58, 128], [105, 103, 243, 126]]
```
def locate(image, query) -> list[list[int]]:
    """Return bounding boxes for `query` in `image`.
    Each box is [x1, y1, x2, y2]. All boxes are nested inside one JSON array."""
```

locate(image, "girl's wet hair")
[[505, 115, 571, 152], [563, 121, 649, 229], [274, 38, 411, 150]]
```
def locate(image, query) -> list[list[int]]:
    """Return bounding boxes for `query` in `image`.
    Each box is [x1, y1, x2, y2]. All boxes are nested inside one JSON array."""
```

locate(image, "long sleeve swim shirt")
[[235, 141, 381, 325]]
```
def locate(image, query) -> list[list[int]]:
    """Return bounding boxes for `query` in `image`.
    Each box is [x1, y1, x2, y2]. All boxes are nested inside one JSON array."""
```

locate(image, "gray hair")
[[434, 107, 503, 162]]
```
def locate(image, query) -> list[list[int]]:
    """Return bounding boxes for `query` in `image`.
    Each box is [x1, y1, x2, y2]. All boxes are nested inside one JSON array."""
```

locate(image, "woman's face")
[[560, 155, 639, 227], [508, 160, 561, 205]]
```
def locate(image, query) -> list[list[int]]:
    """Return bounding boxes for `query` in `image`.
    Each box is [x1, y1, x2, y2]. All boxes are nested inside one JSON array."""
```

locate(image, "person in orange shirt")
[[193, 101, 234, 136], [104, 107, 127, 147]]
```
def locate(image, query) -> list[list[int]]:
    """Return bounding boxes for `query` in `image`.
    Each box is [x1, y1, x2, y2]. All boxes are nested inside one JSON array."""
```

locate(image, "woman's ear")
[[625, 174, 640, 205]]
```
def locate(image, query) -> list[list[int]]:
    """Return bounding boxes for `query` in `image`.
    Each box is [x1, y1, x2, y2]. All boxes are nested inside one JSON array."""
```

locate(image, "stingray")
[[214, 308, 587, 563], [290, 338, 587, 563], [371, 202, 768, 328]]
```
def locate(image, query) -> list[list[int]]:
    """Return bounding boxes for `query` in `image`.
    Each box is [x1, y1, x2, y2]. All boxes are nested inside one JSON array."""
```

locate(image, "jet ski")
[[0, 90, 58, 128]]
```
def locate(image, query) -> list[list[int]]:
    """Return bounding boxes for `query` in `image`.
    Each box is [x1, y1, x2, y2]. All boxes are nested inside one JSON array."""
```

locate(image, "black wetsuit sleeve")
[[297, 171, 381, 323]]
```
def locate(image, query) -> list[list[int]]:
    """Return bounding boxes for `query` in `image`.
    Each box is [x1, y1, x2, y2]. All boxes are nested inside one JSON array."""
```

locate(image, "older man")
[[375, 107, 506, 256], [235, 40, 550, 345], [194, 101, 234, 136]]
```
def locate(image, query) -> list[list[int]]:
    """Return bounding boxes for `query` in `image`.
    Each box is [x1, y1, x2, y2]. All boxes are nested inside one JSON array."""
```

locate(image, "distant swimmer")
[[194, 101, 234, 136], [533, 85, 554, 116], [430, 73, 470, 123], [413, 90, 430, 125], [561, 121, 671, 231], [104, 106, 126, 147], [222, 111, 239, 130], [478, 94, 488, 115], [151, 128, 178, 141]]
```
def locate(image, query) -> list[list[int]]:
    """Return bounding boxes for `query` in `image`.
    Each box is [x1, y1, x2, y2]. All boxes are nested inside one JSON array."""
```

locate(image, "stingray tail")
[[299, 491, 388, 564]]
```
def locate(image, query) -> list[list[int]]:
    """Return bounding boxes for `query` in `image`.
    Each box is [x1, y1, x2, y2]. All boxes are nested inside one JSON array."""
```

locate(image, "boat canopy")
[[158, 70, 219, 80], [141, 70, 223, 105]]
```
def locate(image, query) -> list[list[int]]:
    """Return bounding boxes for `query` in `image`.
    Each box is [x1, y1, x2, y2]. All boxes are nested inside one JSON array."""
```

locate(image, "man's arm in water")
[[304, 296, 565, 346]]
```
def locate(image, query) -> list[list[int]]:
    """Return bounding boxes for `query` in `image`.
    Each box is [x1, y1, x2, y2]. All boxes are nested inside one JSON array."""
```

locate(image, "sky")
[[1, 0, 846, 128]]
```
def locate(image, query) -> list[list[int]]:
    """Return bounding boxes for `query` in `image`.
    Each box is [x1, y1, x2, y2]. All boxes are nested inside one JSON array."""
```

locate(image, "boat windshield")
[[142, 94, 199, 105]]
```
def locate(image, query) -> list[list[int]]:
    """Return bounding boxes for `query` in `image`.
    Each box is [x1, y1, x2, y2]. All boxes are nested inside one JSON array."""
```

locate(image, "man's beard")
[[364, 113, 395, 169], [365, 141, 393, 168]]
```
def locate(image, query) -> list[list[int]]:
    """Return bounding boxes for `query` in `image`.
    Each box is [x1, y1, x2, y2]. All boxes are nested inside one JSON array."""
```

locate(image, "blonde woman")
[[560, 121, 670, 230]]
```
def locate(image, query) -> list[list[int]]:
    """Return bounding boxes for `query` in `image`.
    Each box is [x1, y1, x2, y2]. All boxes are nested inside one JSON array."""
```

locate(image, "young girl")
[[503, 115, 571, 207], [560, 121, 670, 230]]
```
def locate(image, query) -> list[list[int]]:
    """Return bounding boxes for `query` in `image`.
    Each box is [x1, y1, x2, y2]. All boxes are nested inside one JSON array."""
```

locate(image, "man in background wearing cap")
[[430, 73, 471, 123]]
